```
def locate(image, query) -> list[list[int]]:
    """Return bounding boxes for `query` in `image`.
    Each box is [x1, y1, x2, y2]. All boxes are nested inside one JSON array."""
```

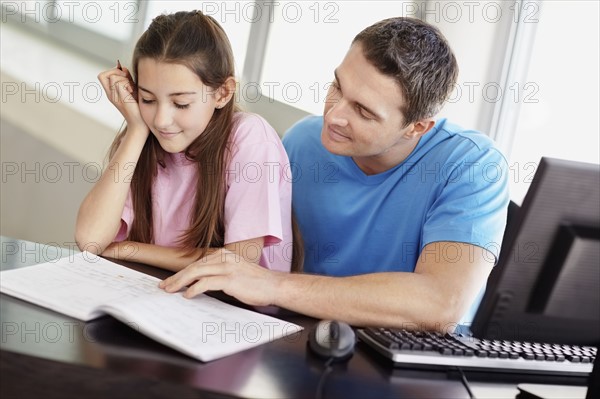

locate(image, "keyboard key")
[[452, 348, 464, 356], [371, 333, 399, 350], [439, 348, 453, 356], [475, 350, 488, 357]]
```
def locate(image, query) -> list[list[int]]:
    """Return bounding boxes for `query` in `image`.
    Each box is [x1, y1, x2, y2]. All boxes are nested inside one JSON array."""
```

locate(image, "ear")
[[403, 118, 435, 139], [214, 77, 236, 109]]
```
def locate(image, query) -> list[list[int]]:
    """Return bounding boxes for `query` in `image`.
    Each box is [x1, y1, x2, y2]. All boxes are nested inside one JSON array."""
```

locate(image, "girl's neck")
[[168, 151, 194, 166]]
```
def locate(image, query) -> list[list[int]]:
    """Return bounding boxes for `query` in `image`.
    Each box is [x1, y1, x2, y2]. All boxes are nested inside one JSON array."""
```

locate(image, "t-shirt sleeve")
[[224, 116, 291, 247], [113, 190, 134, 242], [421, 147, 510, 262]]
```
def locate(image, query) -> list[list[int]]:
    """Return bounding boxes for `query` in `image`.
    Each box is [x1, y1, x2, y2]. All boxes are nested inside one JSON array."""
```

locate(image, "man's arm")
[[160, 241, 494, 332]]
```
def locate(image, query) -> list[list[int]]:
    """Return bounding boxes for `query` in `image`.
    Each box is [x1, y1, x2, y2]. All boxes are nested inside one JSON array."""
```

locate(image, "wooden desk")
[[0, 237, 531, 398]]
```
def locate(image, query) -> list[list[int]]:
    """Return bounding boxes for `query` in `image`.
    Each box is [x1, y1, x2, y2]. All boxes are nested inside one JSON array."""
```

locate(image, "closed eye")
[[356, 105, 374, 120]]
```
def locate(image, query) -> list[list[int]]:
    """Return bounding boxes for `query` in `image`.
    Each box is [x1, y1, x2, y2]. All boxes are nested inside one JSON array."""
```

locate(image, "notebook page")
[[100, 291, 303, 362], [0, 251, 162, 320]]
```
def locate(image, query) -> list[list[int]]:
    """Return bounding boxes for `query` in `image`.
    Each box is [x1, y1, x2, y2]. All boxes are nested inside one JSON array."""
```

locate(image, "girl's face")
[[137, 58, 229, 153]]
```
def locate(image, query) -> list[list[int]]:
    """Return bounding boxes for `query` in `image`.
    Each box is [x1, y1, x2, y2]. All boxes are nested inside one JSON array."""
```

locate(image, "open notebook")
[[0, 252, 302, 361]]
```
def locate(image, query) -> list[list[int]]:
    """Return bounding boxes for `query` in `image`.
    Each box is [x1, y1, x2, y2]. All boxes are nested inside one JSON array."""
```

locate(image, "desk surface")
[[0, 237, 525, 399]]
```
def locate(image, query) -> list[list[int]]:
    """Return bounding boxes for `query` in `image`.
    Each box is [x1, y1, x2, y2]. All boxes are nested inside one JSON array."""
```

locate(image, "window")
[[54, 0, 136, 41], [9, 0, 587, 158], [507, 1, 600, 203], [1, 1, 252, 72], [261, 1, 412, 115], [1, 0, 144, 64], [1, 0, 51, 27]]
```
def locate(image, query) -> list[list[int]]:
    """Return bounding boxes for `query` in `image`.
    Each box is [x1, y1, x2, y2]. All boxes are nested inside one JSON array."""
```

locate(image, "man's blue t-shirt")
[[283, 116, 509, 277]]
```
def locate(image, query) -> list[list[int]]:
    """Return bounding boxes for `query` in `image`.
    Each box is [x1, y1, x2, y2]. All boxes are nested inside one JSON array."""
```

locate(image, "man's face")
[[321, 43, 418, 175]]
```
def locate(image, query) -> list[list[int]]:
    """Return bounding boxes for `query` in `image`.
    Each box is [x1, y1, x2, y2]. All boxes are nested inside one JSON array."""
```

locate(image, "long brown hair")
[[109, 11, 236, 259]]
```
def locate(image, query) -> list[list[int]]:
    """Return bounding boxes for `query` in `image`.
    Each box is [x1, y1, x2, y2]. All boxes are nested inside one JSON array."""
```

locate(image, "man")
[[160, 17, 509, 332]]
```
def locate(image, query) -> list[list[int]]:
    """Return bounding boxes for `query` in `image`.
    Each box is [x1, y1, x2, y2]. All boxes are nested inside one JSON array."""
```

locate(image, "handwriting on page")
[[104, 290, 302, 361], [0, 252, 163, 319]]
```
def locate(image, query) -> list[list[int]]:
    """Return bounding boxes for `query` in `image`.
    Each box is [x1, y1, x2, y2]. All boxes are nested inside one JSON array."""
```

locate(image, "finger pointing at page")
[[159, 248, 281, 307]]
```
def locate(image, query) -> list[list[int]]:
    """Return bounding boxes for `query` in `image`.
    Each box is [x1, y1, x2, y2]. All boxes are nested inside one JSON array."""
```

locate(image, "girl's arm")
[[101, 238, 265, 272], [75, 66, 149, 254]]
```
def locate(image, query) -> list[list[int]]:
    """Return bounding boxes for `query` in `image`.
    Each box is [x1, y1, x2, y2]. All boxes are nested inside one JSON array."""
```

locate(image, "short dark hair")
[[353, 17, 458, 126]]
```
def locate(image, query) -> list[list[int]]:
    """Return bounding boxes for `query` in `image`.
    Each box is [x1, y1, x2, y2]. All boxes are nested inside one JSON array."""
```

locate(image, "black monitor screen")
[[472, 157, 600, 346]]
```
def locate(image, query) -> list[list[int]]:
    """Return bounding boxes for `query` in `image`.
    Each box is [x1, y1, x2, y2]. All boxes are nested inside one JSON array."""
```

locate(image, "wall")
[[0, 119, 95, 245]]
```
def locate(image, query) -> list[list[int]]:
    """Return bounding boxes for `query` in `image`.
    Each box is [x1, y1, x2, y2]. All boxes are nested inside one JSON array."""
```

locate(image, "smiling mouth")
[[157, 130, 180, 138], [326, 125, 350, 142]]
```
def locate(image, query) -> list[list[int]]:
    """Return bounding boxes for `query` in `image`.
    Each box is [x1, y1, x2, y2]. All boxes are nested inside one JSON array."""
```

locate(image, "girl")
[[75, 11, 294, 273]]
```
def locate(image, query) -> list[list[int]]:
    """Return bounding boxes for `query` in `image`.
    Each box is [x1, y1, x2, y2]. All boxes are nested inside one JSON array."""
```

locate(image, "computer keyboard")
[[357, 328, 596, 377]]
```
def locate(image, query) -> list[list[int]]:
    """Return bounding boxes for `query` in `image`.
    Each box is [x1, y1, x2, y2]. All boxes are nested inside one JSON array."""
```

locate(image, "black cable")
[[315, 357, 334, 399], [457, 367, 476, 399]]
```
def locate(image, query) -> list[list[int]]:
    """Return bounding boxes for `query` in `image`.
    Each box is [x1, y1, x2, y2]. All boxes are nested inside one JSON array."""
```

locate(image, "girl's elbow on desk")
[[74, 229, 114, 255]]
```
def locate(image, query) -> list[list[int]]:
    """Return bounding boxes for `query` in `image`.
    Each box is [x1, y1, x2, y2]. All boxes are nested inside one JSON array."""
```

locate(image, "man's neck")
[[352, 139, 421, 176]]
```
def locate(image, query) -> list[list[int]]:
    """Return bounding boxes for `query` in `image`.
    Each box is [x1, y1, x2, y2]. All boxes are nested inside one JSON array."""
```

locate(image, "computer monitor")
[[472, 157, 600, 347]]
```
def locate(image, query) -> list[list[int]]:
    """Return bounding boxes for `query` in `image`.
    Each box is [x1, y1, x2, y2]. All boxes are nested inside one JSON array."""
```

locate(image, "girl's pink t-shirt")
[[115, 112, 293, 272]]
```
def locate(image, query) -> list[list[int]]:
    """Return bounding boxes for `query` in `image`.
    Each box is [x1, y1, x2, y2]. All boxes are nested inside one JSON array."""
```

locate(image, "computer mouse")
[[308, 320, 356, 361]]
